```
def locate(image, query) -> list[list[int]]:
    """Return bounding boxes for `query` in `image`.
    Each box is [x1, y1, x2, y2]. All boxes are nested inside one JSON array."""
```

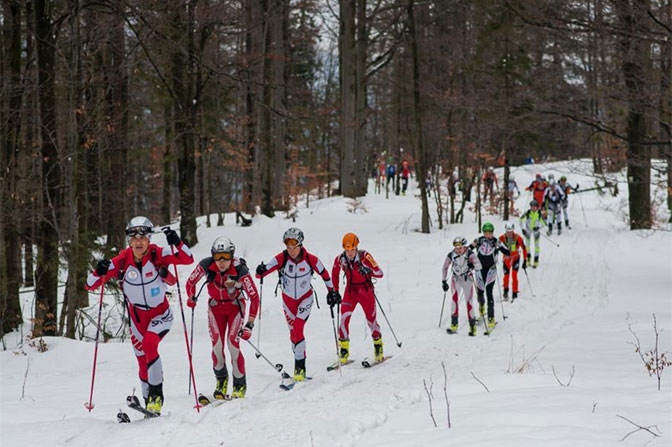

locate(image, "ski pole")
[[577, 192, 588, 227], [85, 283, 106, 411], [472, 273, 490, 336], [495, 265, 507, 320], [523, 267, 535, 297], [438, 291, 447, 328], [373, 292, 402, 347], [188, 281, 208, 395], [255, 275, 263, 359], [167, 240, 201, 412], [541, 232, 560, 247], [243, 339, 290, 379], [329, 303, 342, 376]]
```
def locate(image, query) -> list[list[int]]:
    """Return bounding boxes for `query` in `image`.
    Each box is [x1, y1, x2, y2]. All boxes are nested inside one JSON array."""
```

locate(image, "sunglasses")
[[126, 227, 152, 238], [284, 238, 301, 248], [213, 252, 233, 261]]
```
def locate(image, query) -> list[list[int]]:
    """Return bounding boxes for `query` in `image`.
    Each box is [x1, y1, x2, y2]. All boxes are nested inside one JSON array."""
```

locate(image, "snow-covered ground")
[[2, 160, 671, 447]]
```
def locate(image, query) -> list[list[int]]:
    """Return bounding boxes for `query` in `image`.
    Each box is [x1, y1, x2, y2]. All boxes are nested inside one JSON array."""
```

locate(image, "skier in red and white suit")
[[499, 223, 528, 301], [185, 237, 259, 399], [442, 236, 482, 336], [332, 233, 385, 364], [255, 228, 339, 381], [85, 217, 194, 415]]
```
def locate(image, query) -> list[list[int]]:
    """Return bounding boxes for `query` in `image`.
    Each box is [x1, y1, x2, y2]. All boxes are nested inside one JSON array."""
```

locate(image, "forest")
[[0, 0, 670, 342]]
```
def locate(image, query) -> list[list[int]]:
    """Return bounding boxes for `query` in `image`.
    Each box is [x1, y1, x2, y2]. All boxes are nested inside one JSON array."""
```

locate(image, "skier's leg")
[[502, 258, 511, 296], [226, 305, 246, 397], [476, 268, 486, 316], [143, 305, 172, 404], [338, 290, 356, 341], [533, 230, 541, 266], [449, 277, 459, 329], [512, 257, 520, 294], [284, 293, 313, 378], [360, 289, 381, 340], [208, 305, 229, 382], [486, 267, 497, 321]]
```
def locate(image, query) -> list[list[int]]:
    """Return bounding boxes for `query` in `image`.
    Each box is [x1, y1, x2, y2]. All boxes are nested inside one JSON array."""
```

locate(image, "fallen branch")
[[552, 364, 575, 387], [617, 414, 661, 441], [470, 372, 489, 392], [423, 378, 437, 428], [441, 361, 451, 428], [21, 357, 30, 400]]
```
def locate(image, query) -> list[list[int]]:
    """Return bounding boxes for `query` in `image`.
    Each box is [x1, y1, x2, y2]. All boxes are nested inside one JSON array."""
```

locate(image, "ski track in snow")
[[2, 160, 671, 447]]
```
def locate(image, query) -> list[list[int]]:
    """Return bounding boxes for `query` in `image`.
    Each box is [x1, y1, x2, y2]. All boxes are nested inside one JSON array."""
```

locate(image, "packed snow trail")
[[1, 160, 670, 447]]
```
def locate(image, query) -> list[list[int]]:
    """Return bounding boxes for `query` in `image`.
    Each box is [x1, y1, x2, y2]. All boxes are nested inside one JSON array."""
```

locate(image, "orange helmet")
[[342, 233, 359, 250]]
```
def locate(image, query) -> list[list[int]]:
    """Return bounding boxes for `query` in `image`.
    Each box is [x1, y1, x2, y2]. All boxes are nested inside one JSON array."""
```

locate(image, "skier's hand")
[[163, 228, 181, 246], [574, 184, 579, 191], [158, 266, 169, 278], [358, 264, 372, 276], [186, 296, 197, 309], [522, 229, 529, 238], [522, 259, 527, 270], [96, 259, 111, 276], [442, 280, 449, 292], [239, 322, 254, 340], [327, 290, 341, 307], [256, 263, 267, 276]]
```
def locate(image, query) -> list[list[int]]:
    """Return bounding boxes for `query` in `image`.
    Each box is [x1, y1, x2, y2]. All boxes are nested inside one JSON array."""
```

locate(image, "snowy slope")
[[1, 160, 671, 447]]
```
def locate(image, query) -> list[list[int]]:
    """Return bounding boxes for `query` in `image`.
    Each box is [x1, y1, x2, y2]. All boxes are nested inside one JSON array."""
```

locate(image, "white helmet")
[[548, 174, 555, 181], [211, 237, 235, 256], [453, 236, 468, 247], [126, 216, 153, 238], [509, 175, 515, 182], [283, 227, 304, 245], [505, 222, 515, 232]]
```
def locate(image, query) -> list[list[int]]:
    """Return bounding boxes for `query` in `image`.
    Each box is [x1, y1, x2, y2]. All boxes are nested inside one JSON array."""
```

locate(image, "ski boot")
[[565, 220, 571, 230], [468, 319, 477, 337], [231, 377, 246, 399], [373, 338, 384, 363], [213, 376, 228, 400], [487, 317, 496, 330], [547, 225, 552, 236], [479, 303, 486, 317], [512, 291, 519, 302], [446, 315, 459, 334], [533, 256, 539, 269], [557, 222, 562, 235], [339, 339, 350, 364], [503, 288, 509, 301], [293, 359, 306, 382], [146, 395, 162, 416]]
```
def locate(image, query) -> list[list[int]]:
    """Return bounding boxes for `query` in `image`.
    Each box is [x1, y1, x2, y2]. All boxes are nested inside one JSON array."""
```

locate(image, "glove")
[[186, 296, 197, 309], [326, 290, 341, 307], [442, 280, 449, 292], [358, 264, 372, 276], [163, 228, 181, 246], [158, 266, 169, 278], [574, 184, 579, 191], [239, 322, 254, 340], [522, 259, 527, 270], [96, 259, 111, 276], [522, 230, 529, 238], [256, 263, 267, 276]]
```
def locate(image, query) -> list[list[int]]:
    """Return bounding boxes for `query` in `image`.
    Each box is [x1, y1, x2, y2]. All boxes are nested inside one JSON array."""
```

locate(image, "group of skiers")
[[440, 171, 579, 336], [86, 219, 386, 416]]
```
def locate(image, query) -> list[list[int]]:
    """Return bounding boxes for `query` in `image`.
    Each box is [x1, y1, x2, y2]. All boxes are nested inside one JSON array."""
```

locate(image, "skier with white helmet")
[[498, 223, 528, 301], [442, 236, 482, 336], [185, 236, 260, 400], [519, 200, 547, 268], [543, 175, 566, 235], [255, 228, 338, 382], [472, 223, 510, 330], [85, 217, 194, 416]]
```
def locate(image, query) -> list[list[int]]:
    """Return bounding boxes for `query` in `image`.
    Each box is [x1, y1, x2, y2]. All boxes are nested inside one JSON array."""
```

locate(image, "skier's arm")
[[85, 251, 125, 291], [161, 241, 194, 266], [240, 271, 260, 321], [310, 254, 334, 291], [331, 256, 342, 294], [497, 239, 511, 257], [442, 254, 452, 281], [362, 252, 383, 279], [519, 235, 528, 260], [185, 263, 207, 297], [470, 252, 482, 272], [255, 253, 282, 279]]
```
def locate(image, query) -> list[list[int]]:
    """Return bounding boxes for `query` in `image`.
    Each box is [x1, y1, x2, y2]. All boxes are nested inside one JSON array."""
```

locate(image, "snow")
[[2, 160, 671, 447]]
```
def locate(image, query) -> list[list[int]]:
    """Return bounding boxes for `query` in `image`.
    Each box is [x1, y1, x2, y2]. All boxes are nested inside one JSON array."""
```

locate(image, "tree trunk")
[[162, 102, 174, 224], [340, 0, 356, 197], [354, 0, 368, 196], [34, 0, 60, 337]]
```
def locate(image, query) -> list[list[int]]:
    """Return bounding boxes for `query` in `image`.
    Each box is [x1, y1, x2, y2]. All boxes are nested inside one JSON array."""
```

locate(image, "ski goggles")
[[284, 238, 301, 248], [213, 252, 233, 261], [126, 226, 152, 238]]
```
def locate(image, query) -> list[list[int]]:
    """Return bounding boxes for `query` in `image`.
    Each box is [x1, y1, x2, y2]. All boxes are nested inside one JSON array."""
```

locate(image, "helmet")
[[211, 237, 235, 256], [535, 173, 542, 180], [482, 222, 495, 233], [453, 236, 468, 247], [560, 176, 567, 182], [126, 216, 153, 239], [488, 167, 494, 172], [505, 222, 515, 232], [548, 174, 555, 181], [283, 227, 304, 246], [530, 199, 539, 207], [342, 233, 359, 250]]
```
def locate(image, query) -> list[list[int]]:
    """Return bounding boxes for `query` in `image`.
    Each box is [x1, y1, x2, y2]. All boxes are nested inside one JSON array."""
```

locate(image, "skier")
[[471, 222, 509, 329], [255, 228, 339, 381], [442, 236, 482, 336], [519, 200, 547, 268], [401, 160, 411, 195], [498, 223, 528, 301], [85, 217, 194, 415], [507, 175, 521, 214], [482, 167, 499, 202], [185, 237, 259, 400], [558, 176, 579, 229], [331, 233, 385, 363], [386, 163, 396, 190], [376, 161, 386, 194], [543, 175, 566, 235], [526, 173, 547, 208]]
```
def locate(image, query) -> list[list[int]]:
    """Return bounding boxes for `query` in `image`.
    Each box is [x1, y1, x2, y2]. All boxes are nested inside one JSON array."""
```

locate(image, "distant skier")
[[376, 161, 386, 194], [543, 175, 566, 235], [519, 200, 547, 268], [85, 217, 194, 416], [498, 223, 528, 301], [482, 167, 499, 202], [185, 237, 259, 400], [442, 236, 482, 336], [386, 163, 396, 190], [471, 222, 509, 329], [401, 160, 411, 195], [558, 176, 579, 229], [526, 173, 547, 208], [255, 228, 339, 381], [331, 233, 385, 364], [507, 175, 521, 214]]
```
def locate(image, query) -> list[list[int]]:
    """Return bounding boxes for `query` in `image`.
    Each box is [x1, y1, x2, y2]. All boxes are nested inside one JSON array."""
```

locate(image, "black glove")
[[358, 264, 372, 276], [158, 266, 169, 278], [96, 259, 111, 276], [442, 280, 449, 292], [326, 290, 341, 307], [574, 184, 579, 191], [256, 263, 267, 276], [522, 229, 529, 238], [522, 259, 527, 270], [163, 228, 181, 246], [238, 321, 254, 340]]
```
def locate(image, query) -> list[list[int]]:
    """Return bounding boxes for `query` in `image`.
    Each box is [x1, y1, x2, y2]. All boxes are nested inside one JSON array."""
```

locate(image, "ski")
[[327, 359, 354, 371], [198, 393, 232, 406], [279, 376, 312, 391], [117, 410, 131, 424], [126, 395, 159, 419], [361, 355, 393, 368], [483, 321, 497, 336]]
